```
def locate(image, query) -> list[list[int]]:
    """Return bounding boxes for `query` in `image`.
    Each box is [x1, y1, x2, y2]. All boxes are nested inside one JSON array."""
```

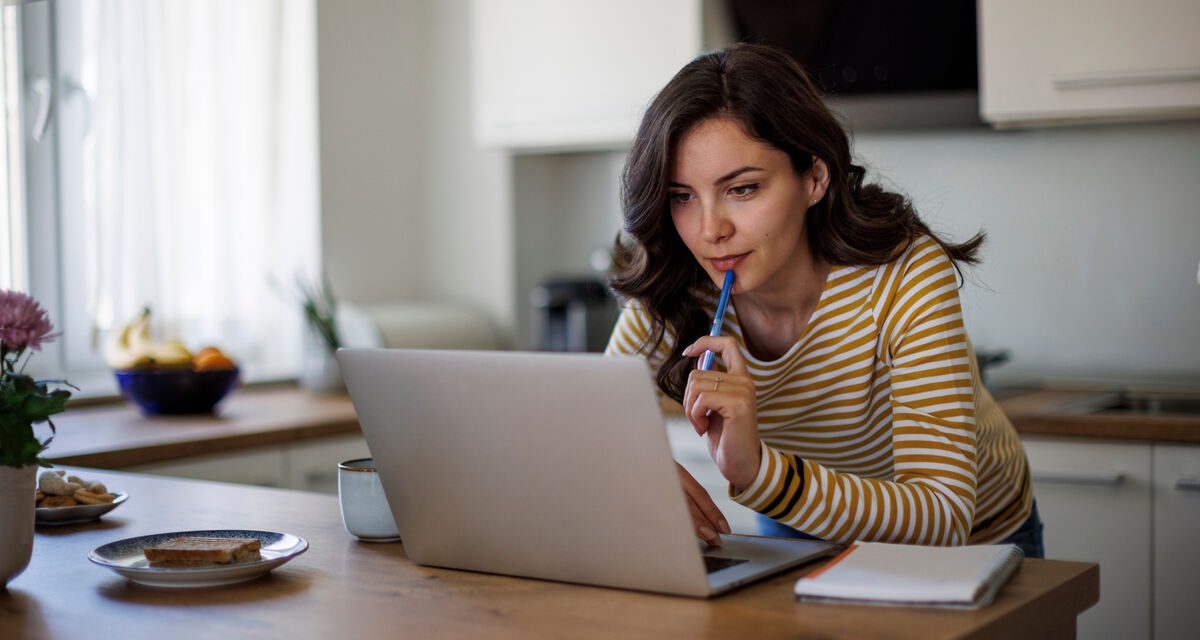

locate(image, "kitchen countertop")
[[991, 388, 1200, 444], [42, 384, 1200, 472], [45, 386, 360, 468], [1, 468, 1099, 639]]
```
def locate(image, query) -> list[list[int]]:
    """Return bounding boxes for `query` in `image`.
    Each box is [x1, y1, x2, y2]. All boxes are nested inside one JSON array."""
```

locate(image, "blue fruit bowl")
[[113, 368, 240, 415]]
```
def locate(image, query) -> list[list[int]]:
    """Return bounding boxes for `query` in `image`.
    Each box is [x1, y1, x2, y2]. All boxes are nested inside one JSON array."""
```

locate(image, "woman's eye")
[[729, 183, 758, 197], [669, 191, 693, 205]]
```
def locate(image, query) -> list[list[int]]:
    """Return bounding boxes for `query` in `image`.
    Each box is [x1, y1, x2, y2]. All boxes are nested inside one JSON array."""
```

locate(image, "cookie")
[[73, 489, 115, 505], [39, 471, 82, 496], [41, 495, 79, 508]]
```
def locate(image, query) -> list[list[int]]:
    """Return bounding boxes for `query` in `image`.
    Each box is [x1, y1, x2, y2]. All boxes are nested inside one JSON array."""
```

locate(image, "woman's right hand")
[[676, 462, 731, 547]]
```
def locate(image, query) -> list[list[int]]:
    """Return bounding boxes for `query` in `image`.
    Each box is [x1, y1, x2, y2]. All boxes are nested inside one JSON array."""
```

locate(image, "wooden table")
[[2, 469, 1097, 639]]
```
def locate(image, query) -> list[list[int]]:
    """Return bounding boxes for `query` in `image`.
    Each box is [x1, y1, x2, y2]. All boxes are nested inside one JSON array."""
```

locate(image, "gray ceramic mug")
[[337, 458, 401, 542]]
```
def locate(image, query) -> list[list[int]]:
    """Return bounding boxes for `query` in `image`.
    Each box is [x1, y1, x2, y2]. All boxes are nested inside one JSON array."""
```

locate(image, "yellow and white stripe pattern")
[[606, 235, 1032, 545]]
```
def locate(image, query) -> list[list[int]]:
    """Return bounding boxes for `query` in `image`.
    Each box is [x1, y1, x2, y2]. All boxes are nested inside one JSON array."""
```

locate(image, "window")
[[0, 4, 25, 292], [15, 0, 320, 390]]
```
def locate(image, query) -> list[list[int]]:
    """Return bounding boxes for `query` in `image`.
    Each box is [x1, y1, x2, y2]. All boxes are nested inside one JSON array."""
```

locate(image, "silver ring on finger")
[[712, 377, 721, 392]]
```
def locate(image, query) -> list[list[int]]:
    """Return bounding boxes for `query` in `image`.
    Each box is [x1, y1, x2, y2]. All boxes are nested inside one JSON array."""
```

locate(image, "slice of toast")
[[144, 536, 262, 567]]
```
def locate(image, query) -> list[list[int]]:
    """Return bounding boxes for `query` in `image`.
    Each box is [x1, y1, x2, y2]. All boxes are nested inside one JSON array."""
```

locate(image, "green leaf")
[[0, 421, 41, 468], [9, 372, 40, 394], [20, 388, 71, 423], [2, 370, 71, 467]]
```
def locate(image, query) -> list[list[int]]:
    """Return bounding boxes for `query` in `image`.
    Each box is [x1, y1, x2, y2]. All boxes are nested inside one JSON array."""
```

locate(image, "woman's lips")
[[708, 252, 749, 271]]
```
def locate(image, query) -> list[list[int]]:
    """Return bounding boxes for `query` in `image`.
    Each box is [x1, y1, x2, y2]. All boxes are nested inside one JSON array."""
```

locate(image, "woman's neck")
[[733, 255, 831, 360]]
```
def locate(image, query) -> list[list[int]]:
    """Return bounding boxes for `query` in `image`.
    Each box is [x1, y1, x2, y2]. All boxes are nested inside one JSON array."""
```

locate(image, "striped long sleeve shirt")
[[605, 235, 1032, 545]]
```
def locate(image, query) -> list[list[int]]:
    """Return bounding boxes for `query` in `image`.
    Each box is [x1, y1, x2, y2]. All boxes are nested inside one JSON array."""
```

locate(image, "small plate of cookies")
[[35, 470, 127, 526]]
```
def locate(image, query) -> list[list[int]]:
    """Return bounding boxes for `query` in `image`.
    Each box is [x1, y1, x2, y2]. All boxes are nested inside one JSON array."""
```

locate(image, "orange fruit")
[[194, 346, 221, 360], [194, 348, 236, 371]]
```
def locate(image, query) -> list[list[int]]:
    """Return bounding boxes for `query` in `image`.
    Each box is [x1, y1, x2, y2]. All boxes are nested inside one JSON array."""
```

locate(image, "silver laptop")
[[337, 348, 836, 597]]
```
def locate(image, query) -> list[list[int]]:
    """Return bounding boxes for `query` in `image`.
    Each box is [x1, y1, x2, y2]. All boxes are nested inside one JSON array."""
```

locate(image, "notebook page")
[[794, 542, 1023, 606]]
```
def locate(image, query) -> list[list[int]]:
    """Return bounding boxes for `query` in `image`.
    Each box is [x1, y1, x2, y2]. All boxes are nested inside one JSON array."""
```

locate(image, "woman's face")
[[668, 117, 827, 296]]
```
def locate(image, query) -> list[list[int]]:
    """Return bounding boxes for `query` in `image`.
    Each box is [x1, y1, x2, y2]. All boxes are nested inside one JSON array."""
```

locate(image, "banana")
[[104, 308, 153, 370], [103, 308, 194, 369], [149, 339, 194, 367], [126, 308, 154, 361]]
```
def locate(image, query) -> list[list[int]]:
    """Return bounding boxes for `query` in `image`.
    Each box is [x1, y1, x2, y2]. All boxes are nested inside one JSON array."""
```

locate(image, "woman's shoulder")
[[896, 233, 948, 262], [883, 233, 956, 279], [607, 298, 677, 359], [864, 234, 959, 307], [611, 298, 653, 335]]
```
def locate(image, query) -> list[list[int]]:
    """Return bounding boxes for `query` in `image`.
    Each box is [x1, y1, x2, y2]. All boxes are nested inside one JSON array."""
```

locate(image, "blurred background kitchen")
[[2, 2, 1198, 639], [4, 0, 1198, 388]]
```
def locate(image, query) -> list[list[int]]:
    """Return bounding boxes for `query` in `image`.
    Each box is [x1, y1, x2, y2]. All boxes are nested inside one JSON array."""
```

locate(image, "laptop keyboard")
[[703, 556, 749, 574]]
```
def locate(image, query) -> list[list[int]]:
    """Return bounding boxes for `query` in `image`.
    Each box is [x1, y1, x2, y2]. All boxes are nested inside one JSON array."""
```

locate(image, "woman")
[[605, 44, 1043, 558]]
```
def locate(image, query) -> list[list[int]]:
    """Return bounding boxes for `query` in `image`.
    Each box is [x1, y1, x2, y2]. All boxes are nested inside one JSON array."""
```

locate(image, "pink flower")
[[0, 289, 59, 352]]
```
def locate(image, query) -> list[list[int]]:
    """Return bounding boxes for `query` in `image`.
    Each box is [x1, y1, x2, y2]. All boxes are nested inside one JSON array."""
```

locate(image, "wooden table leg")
[[1043, 616, 1077, 640]]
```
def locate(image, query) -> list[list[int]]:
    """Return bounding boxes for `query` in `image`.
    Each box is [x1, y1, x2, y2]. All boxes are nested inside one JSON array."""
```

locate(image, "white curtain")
[[58, 0, 319, 376], [0, 6, 23, 291]]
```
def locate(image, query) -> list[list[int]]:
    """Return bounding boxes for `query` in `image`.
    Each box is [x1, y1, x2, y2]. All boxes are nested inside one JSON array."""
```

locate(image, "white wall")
[[316, 0, 431, 304], [852, 122, 1200, 381], [426, 0, 515, 339], [317, 0, 514, 340]]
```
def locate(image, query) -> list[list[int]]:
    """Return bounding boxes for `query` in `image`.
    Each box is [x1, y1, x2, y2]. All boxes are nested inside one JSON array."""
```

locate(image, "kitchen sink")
[[986, 385, 1042, 401], [1091, 392, 1200, 415], [1052, 391, 1200, 416]]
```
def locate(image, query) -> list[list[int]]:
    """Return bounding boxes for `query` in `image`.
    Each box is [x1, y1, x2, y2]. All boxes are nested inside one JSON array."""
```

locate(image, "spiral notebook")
[[793, 542, 1024, 609]]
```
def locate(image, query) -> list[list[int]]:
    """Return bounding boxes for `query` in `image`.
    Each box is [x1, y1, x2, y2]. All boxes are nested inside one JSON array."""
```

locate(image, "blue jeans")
[[997, 499, 1045, 559], [756, 498, 1046, 559]]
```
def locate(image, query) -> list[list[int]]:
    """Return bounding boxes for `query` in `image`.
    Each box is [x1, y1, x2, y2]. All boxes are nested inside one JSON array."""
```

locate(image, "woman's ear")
[[808, 157, 830, 206]]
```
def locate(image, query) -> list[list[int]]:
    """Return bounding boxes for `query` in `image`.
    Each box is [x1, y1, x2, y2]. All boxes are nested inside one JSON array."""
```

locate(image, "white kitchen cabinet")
[[471, 0, 702, 151], [1022, 435, 1152, 640], [1152, 443, 1200, 640], [130, 447, 288, 488], [979, 0, 1200, 127], [129, 434, 371, 494], [286, 434, 372, 495]]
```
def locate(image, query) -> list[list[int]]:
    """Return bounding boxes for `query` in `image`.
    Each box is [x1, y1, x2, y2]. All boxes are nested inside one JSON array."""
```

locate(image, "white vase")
[[0, 464, 37, 589], [300, 343, 343, 393]]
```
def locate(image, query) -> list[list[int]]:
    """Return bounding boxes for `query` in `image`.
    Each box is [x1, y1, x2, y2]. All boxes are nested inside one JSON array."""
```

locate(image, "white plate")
[[36, 491, 128, 526], [88, 529, 309, 588]]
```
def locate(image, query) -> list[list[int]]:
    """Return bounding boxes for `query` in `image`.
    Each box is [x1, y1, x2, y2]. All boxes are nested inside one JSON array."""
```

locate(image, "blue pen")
[[699, 270, 735, 371]]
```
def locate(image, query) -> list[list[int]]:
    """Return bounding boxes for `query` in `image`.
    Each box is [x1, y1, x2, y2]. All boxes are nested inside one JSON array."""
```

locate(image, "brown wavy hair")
[[610, 43, 984, 403]]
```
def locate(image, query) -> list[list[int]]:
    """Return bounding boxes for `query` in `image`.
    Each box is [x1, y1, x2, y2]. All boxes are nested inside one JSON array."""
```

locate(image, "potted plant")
[[274, 274, 343, 393], [0, 289, 72, 588]]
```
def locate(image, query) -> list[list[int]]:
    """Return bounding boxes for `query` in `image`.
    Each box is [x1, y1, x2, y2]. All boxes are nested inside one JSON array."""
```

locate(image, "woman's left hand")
[[681, 336, 762, 491]]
